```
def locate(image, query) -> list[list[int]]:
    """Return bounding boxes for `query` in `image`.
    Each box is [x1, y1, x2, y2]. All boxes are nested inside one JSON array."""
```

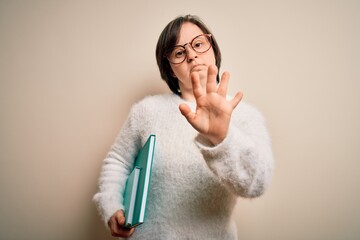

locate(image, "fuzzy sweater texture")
[[93, 93, 274, 239]]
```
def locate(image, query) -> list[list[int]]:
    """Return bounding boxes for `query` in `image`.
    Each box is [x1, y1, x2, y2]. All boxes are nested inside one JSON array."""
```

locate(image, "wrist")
[[201, 133, 226, 146]]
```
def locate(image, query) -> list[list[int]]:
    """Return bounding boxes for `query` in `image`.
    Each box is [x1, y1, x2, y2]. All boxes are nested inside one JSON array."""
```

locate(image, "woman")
[[93, 14, 274, 239]]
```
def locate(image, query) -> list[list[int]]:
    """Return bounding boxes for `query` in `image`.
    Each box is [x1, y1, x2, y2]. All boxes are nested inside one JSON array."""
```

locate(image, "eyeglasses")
[[165, 34, 212, 64]]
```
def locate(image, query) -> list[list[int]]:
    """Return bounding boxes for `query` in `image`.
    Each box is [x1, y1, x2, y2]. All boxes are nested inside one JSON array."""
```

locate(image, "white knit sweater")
[[93, 93, 274, 239]]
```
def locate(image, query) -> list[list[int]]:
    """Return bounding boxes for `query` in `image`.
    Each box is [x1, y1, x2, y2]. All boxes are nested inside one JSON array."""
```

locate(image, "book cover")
[[123, 134, 156, 228]]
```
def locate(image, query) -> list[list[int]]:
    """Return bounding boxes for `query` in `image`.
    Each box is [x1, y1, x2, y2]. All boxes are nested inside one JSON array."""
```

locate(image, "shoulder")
[[135, 93, 177, 107], [129, 93, 178, 116]]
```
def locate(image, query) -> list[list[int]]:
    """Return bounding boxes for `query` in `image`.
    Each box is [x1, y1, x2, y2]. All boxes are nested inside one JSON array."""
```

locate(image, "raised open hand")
[[179, 65, 243, 145]]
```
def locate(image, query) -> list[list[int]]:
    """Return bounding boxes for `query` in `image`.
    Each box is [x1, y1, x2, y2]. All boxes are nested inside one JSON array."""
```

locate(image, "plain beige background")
[[1, 0, 359, 239]]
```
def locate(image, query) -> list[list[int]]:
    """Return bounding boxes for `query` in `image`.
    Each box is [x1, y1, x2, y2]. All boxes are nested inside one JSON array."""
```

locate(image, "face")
[[169, 22, 216, 97]]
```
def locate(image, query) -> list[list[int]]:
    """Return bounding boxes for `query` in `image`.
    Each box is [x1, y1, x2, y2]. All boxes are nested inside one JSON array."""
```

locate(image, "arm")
[[93, 105, 141, 229], [179, 65, 274, 197], [195, 106, 274, 198]]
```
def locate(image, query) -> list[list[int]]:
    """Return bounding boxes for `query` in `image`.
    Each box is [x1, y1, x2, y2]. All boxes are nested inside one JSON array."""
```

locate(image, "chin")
[[198, 70, 207, 79]]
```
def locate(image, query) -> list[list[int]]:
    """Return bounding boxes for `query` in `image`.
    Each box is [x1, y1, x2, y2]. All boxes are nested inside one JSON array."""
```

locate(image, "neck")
[[179, 91, 196, 102]]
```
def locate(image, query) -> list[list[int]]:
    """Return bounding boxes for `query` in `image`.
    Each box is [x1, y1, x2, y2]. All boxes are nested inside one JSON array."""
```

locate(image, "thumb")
[[115, 210, 126, 225], [179, 103, 195, 122]]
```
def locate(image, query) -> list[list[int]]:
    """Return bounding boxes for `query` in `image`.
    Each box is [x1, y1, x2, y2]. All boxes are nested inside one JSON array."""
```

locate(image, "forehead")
[[177, 22, 204, 45]]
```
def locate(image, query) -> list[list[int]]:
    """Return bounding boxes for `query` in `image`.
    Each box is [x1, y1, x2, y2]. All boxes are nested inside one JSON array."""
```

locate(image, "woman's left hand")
[[179, 65, 243, 145]]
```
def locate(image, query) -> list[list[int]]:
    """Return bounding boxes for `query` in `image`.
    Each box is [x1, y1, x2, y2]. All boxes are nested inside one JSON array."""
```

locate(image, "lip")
[[190, 64, 207, 73]]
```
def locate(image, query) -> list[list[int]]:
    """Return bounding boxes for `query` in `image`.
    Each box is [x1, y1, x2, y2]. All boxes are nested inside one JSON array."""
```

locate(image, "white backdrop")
[[1, 0, 359, 239]]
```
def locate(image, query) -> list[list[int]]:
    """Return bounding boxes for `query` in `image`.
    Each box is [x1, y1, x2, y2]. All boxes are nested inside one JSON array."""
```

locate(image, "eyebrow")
[[174, 33, 205, 47]]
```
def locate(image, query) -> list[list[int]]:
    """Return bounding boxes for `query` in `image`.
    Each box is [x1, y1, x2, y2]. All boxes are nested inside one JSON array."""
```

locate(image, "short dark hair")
[[155, 15, 222, 95]]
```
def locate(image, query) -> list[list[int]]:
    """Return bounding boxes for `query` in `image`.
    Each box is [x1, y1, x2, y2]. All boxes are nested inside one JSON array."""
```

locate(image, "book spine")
[[139, 137, 155, 222], [125, 167, 140, 226]]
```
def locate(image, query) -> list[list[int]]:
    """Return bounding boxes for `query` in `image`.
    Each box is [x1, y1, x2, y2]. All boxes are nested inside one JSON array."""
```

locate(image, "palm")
[[179, 65, 243, 145]]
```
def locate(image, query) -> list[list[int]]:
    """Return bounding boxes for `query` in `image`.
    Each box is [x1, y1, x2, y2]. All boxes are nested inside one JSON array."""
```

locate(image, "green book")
[[123, 134, 156, 228]]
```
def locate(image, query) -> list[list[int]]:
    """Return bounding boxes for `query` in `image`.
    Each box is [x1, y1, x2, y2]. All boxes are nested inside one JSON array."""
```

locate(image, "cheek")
[[172, 66, 187, 78], [208, 50, 217, 65], [169, 65, 178, 77]]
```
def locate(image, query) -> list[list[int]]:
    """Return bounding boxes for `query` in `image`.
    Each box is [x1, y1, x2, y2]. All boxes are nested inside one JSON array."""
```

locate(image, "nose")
[[184, 44, 198, 62]]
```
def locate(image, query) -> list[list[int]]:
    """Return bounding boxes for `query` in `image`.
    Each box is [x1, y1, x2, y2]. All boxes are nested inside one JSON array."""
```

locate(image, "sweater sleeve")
[[195, 104, 274, 198], [92, 105, 142, 226]]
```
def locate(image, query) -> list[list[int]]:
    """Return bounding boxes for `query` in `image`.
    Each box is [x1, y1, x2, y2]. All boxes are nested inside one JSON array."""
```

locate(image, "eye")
[[173, 48, 185, 58], [193, 41, 203, 48], [192, 37, 207, 50]]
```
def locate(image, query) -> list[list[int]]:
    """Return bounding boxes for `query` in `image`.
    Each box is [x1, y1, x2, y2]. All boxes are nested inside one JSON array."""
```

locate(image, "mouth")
[[190, 64, 207, 73]]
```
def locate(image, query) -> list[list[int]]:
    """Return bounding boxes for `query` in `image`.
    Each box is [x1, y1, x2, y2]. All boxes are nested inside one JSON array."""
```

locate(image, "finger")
[[111, 216, 135, 237], [206, 65, 218, 93], [109, 216, 123, 237], [114, 210, 126, 225], [111, 226, 135, 238], [179, 103, 196, 123], [191, 72, 205, 99], [118, 227, 135, 238], [217, 71, 230, 97], [230, 91, 243, 109], [108, 211, 136, 238]]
